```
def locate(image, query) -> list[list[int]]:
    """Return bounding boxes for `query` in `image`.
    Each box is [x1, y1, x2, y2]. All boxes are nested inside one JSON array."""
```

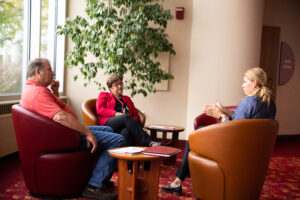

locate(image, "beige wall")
[[0, 116, 17, 157], [263, 0, 300, 135], [65, 0, 299, 139], [185, 0, 264, 134]]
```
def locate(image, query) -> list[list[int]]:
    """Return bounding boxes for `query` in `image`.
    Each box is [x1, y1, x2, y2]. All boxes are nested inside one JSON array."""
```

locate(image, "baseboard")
[[277, 134, 300, 141], [0, 151, 18, 160]]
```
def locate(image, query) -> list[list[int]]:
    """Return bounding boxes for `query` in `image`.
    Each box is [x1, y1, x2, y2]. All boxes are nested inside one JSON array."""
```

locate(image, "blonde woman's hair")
[[244, 67, 272, 106]]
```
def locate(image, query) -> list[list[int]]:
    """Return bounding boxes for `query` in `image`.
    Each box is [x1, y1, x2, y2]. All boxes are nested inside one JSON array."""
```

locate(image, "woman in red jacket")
[[96, 74, 160, 146]]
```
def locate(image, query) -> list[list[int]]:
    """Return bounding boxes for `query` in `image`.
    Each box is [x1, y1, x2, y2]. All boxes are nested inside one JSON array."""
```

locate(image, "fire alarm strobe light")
[[176, 7, 184, 20]]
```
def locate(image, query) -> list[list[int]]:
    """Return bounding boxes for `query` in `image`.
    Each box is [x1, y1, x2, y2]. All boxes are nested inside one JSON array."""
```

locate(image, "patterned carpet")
[[260, 156, 300, 199], [0, 153, 299, 200]]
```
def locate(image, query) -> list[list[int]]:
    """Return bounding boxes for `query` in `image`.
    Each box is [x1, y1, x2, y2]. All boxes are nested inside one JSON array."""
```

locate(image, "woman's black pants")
[[106, 114, 151, 146], [175, 141, 190, 181]]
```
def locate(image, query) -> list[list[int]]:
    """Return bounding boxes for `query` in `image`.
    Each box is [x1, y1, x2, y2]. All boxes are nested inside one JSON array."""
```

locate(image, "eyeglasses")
[[112, 82, 123, 87]]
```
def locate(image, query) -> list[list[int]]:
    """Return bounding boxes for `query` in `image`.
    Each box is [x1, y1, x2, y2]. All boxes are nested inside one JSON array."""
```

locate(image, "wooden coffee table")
[[145, 124, 184, 164], [109, 147, 163, 200]]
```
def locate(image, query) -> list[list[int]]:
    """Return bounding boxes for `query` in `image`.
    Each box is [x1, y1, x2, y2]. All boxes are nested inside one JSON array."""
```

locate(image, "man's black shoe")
[[100, 180, 115, 189], [82, 186, 117, 200], [161, 184, 182, 195]]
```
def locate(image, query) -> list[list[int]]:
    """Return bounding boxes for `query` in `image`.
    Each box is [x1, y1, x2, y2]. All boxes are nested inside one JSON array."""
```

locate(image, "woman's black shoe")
[[161, 184, 182, 195]]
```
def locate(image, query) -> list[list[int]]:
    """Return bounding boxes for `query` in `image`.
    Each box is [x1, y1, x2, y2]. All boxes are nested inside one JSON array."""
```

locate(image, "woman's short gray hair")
[[106, 74, 123, 88]]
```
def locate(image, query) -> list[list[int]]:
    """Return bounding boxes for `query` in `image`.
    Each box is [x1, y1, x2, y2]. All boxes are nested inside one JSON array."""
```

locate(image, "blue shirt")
[[230, 96, 276, 121]]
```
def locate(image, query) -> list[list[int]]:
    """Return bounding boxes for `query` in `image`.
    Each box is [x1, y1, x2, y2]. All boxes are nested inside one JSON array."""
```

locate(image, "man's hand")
[[50, 80, 59, 97], [52, 110, 98, 153], [85, 131, 98, 153]]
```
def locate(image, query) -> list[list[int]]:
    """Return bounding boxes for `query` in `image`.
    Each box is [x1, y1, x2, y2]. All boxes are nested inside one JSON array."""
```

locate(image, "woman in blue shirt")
[[205, 67, 276, 121], [161, 67, 276, 195]]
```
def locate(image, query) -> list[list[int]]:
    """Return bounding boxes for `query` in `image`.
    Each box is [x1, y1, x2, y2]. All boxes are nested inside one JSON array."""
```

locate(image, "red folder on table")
[[141, 146, 181, 157]]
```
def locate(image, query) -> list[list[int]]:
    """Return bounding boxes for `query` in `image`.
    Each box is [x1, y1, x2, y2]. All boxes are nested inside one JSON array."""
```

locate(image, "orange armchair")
[[193, 106, 237, 130], [11, 105, 96, 197], [82, 98, 146, 127], [188, 119, 279, 200]]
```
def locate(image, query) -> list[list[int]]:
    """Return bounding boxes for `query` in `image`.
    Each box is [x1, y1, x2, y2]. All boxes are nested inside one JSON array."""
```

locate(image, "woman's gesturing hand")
[[203, 104, 222, 119]]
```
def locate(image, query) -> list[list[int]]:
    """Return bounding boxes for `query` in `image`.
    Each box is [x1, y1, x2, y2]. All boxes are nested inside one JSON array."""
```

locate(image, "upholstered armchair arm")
[[193, 113, 219, 130], [136, 108, 146, 127], [82, 98, 98, 126], [12, 105, 81, 154], [188, 151, 224, 200], [193, 106, 237, 130]]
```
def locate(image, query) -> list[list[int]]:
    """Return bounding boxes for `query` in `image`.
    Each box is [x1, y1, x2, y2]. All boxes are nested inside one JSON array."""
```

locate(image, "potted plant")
[[57, 0, 175, 97]]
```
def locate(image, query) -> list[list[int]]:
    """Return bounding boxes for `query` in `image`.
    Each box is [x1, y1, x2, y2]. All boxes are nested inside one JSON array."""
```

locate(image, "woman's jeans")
[[79, 126, 125, 188]]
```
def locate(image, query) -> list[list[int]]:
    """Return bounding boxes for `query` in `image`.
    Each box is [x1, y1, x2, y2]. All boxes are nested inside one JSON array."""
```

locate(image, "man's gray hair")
[[27, 58, 50, 78]]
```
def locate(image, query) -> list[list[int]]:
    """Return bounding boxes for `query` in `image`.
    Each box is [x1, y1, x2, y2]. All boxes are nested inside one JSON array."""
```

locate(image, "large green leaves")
[[57, 0, 175, 97]]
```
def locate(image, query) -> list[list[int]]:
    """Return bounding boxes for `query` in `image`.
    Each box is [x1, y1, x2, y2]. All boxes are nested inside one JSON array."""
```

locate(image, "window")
[[0, 0, 24, 97], [0, 0, 66, 100]]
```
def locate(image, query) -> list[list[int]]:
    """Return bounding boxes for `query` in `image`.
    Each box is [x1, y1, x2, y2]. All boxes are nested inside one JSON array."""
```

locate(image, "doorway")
[[259, 25, 281, 101]]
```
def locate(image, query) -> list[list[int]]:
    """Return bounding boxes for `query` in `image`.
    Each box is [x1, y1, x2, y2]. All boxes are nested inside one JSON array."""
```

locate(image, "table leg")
[[117, 159, 131, 200], [164, 131, 179, 164], [131, 161, 138, 200], [117, 159, 160, 200], [162, 131, 167, 145], [161, 131, 180, 147], [169, 131, 179, 147], [150, 130, 158, 141]]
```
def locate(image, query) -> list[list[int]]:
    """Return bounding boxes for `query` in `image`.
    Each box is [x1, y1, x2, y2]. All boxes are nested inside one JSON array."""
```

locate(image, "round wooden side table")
[[145, 124, 185, 164], [109, 147, 163, 200]]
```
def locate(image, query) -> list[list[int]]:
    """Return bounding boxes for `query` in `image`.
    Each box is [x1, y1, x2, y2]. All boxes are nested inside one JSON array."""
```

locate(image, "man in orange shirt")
[[20, 58, 124, 200]]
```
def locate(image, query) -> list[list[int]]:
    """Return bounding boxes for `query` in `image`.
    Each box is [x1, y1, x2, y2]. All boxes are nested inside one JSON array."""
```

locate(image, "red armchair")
[[11, 105, 96, 197], [193, 106, 237, 130]]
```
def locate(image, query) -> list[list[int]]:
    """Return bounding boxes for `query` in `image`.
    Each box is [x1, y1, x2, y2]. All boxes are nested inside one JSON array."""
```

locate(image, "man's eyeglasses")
[[112, 82, 123, 87]]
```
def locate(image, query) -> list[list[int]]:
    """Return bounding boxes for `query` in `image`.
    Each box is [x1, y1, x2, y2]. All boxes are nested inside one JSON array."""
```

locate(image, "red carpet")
[[1, 144, 300, 200], [260, 156, 300, 199]]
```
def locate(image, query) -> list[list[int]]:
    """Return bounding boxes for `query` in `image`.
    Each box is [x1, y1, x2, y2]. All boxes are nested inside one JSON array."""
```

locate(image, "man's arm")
[[52, 110, 97, 153]]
